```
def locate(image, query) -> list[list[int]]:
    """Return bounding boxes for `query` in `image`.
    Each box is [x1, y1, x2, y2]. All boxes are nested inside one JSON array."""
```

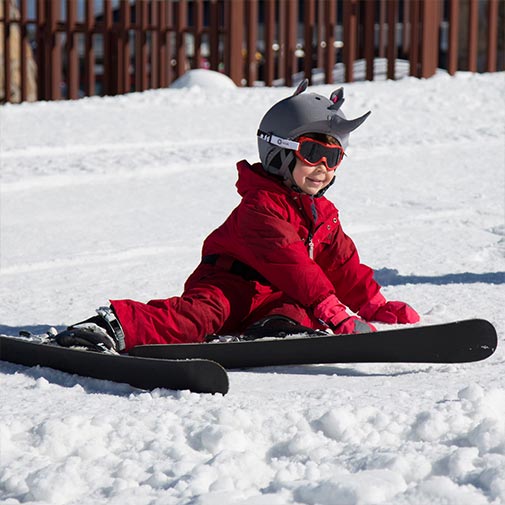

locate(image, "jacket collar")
[[236, 159, 289, 197], [235, 160, 319, 225]]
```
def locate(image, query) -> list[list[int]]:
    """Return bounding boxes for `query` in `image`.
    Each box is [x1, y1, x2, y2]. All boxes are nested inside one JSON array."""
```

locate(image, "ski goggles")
[[294, 136, 345, 171], [257, 130, 345, 171]]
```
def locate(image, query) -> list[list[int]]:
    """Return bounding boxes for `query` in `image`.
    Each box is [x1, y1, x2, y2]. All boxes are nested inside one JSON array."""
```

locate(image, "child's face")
[[291, 157, 336, 196]]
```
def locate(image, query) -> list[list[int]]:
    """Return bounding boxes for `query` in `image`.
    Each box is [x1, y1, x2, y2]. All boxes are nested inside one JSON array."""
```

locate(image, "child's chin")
[[304, 185, 324, 195]]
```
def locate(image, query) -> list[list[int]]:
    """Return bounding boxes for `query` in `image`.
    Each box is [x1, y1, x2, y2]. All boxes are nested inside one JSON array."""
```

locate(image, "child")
[[56, 80, 420, 353]]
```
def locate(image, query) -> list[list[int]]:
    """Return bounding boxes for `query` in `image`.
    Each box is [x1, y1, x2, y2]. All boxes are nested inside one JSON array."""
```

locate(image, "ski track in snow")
[[0, 71, 504, 505]]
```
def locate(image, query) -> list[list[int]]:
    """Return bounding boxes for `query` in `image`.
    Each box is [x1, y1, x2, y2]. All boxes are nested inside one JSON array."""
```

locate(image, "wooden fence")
[[1, 0, 503, 103]]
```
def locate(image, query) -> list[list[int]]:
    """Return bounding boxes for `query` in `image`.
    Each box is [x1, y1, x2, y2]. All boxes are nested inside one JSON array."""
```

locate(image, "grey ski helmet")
[[257, 79, 371, 186]]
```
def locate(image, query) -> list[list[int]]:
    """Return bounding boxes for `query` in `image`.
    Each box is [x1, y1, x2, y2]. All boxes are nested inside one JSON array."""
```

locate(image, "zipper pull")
[[308, 238, 314, 259]]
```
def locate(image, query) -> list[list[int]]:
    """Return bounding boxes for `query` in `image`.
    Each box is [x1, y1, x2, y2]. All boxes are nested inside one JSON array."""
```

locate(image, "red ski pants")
[[110, 262, 323, 350]]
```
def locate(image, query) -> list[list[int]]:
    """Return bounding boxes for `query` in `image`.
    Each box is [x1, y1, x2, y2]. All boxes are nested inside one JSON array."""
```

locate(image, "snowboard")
[[0, 334, 229, 394], [129, 319, 498, 369]]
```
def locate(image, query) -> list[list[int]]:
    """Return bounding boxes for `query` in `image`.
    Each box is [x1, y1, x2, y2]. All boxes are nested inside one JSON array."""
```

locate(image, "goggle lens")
[[296, 137, 344, 170]]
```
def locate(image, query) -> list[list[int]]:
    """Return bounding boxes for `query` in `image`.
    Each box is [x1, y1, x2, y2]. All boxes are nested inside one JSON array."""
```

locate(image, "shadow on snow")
[[374, 268, 505, 286], [0, 324, 65, 336], [0, 360, 143, 396]]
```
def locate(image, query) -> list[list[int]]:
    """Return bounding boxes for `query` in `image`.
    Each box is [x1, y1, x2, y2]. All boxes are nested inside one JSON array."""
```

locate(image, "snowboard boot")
[[55, 307, 126, 353], [240, 315, 329, 340]]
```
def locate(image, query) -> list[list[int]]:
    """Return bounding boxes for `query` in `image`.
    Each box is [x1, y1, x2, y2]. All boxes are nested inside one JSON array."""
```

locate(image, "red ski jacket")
[[201, 160, 381, 313]]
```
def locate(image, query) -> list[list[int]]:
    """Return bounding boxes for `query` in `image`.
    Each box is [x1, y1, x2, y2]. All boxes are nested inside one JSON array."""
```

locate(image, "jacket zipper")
[[295, 195, 321, 260], [308, 236, 314, 259], [306, 223, 323, 259]]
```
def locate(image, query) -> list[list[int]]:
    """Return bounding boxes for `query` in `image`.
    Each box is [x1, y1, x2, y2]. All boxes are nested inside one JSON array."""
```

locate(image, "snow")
[[1, 69, 504, 505]]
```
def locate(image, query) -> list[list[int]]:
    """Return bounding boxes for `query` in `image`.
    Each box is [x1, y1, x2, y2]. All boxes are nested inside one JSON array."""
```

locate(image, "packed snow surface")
[[0, 71, 504, 505]]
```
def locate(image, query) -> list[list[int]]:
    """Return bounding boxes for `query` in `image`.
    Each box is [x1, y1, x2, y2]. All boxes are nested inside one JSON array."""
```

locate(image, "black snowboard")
[[129, 319, 498, 369], [0, 335, 229, 394]]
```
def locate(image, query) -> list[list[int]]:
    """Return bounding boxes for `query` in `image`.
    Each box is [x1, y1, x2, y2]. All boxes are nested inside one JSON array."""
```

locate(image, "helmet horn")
[[330, 110, 371, 132], [329, 87, 345, 110], [293, 79, 309, 96]]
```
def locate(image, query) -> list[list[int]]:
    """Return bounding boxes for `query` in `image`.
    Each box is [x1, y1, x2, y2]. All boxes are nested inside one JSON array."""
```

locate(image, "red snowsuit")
[[111, 160, 381, 350]]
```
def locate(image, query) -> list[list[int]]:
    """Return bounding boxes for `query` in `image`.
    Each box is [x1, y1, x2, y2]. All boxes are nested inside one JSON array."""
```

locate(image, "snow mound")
[[170, 69, 237, 90]]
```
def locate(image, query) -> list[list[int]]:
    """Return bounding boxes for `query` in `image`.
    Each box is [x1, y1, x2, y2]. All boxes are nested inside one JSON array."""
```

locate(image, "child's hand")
[[359, 293, 420, 324], [314, 294, 376, 334], [333, 316, 376, 335]]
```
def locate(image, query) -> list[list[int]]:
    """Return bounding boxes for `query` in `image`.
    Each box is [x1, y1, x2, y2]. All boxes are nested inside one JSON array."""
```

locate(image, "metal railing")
[[1, 0, 503, 104]]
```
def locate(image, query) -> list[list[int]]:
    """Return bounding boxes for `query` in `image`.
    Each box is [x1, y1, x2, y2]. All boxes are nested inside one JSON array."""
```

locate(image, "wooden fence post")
[[402, 0, 410, 55], [387, 0, 397, 79], [263, 0, 275, 86], [226, 0, 244, 85], [304, 0, 315, 85], [118, 0, 131, 94], [174, 0, 187, 79], [157, 0, 167, 88], [135, 0, 148, 91], [166, 0, 174, 84], [66, 0, 78, 99], [284, 0, 297, 86], [245, 0, 258, 85], [419, 0, 440, 78], [84, 0, 95, 97], [3, 0, 12, 102], [149, 0, 158, 89], [194, 0, 204, 71], [35, 0, 44, 100], [209, 0, 219, 72], [364, 0, 375, 81], [103, 0, 114, 95], [46, 0, 61, 100], [447, 0, 459, 75], [324, 0, 336, 84], [316, 0, 324, 69], [486, 0, 498, 72], [467, 0, 478, 72], [343, 0, 358, 82], [409, 0, 420, 77], [20, 0, 28, 101]]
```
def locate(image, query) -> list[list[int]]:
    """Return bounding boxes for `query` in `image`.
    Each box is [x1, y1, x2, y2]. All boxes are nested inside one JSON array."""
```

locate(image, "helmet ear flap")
[[267, 150, 283, 171], [267, 148, 296, 173]]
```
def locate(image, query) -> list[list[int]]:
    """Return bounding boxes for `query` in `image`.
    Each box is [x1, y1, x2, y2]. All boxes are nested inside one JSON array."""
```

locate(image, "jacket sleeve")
[[319, 223, 382, 313], [233, 194, 336, 308]]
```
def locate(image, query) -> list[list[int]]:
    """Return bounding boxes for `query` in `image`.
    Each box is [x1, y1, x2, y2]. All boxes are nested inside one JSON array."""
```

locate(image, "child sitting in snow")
[[56, 80, 420, 353]]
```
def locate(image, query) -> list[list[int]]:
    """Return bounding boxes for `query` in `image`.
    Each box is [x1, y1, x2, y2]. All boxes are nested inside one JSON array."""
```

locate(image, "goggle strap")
[[257, 130, 300, 151]]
